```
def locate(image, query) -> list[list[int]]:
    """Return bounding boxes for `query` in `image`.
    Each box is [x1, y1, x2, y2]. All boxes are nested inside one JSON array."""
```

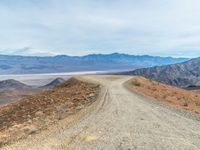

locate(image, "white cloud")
[[0, 47, 56, 56], [0, 0, 200, 57]]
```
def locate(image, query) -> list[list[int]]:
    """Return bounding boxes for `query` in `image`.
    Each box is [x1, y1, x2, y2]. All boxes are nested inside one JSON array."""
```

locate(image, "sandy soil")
[[1, 75, 200, 150], [129, 76, 200, 114]]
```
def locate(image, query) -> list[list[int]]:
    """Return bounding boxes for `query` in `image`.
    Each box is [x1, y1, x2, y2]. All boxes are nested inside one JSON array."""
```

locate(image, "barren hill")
[[127, 76, 200, 113], [123, 57, 200, 87], [0, 78, 100, 146], [0, 79, 31, 90], [0, 78, 66, 105], [0, 79, 37, 105], [41, 78, 65, 89]]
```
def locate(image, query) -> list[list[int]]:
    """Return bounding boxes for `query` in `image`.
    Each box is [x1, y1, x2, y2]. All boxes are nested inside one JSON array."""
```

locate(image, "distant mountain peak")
[[42, 78, 65, 89], [0, 79, 31, 89]]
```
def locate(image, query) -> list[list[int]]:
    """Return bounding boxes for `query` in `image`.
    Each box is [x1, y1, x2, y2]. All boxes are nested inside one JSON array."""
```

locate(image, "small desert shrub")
[[177, 97, 182, 100], [132, 80, 141, 87], [163, 94, 167, 99], [181, 100, 188, 107], [174, 91, 178, 95], [195, 101, 200, 106]]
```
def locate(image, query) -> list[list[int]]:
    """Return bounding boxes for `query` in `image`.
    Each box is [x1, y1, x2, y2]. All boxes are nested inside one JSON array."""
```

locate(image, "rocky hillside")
[[0, 78, 65, 105], [0, 79, 32, 90], [0, 80, 37, 105], [128, 76, 200, 114], [0, 78, 100, 146], [41, 78, 65, 89], [124, 57, 200, 87]]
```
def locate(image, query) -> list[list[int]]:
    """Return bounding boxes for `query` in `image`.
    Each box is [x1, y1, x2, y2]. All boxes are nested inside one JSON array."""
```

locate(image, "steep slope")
[[0, 78, 100, 146], [41, 78, 65, 89], [123, 57, 200, 87], [0, 79, 37, 105], [127, 76, 200, 113], [0, 79, 31, 90], [0, 78, 65, 105], [0, 53, 188, 74]]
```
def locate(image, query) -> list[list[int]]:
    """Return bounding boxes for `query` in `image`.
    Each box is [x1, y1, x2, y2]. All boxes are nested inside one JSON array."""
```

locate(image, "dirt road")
[[2, 75, 200, 150]]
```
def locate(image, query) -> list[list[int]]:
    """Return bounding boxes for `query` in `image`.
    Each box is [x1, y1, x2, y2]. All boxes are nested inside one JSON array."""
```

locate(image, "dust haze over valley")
[[2, 0, 200, 150]]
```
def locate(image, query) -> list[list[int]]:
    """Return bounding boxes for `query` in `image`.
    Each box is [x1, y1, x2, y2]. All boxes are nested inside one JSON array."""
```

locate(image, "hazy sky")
[[0, 0, 200, 57]]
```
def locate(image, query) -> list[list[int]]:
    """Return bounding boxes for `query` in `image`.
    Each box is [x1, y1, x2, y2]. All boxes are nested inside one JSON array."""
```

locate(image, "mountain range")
[[0, 53, 189, 74], [123, 57, 200, 87]]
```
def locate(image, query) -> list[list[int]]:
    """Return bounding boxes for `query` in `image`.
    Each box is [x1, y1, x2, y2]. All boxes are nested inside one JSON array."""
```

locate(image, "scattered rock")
[[22, 125, 37, 134], [35, 111, 44, 117], [89, 93, 95, 97]]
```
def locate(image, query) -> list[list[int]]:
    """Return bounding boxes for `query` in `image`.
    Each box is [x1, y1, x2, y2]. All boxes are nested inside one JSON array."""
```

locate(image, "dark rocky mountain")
[[0, 79, 32, 90], [0, 53, 189, 74], [0, 78, 65, 105], [0, 78, 65, 91], [41, 78, 65, 89], [0, 79, 36, 104], [123, 57, 200, 87]]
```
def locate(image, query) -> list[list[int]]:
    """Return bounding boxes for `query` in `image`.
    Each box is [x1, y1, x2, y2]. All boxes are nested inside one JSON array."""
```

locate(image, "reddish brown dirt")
[[0, 78, 100, 146], [129, 76, 200, 114]]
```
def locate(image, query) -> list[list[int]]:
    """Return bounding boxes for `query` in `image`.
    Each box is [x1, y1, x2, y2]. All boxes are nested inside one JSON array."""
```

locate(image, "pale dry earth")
[[2, 75, 200, 150]]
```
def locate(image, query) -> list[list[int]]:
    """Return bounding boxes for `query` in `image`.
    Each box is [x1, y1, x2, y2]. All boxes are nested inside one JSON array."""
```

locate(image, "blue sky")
[[0, 0, 200, 57]]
